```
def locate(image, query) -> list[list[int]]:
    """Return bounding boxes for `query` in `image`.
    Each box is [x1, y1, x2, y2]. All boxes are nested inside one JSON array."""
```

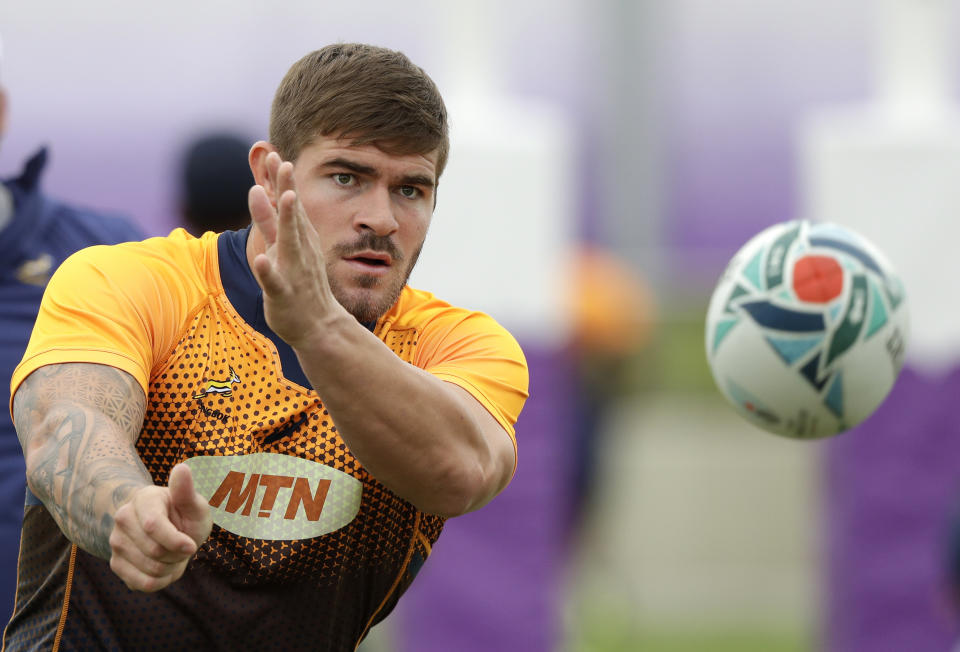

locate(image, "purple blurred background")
[[2, 1, 958, 650]]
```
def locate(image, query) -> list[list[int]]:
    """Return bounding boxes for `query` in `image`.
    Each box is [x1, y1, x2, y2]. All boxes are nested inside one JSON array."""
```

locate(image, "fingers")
[[108, 469, 214, 593], [116, 487, 197, 556], [249, 186, 277, 246], [110, 556, 183, 593], [276, 189, 305, 266], [109, 487, 198, 592], [269, 158, 321, 257], [251, 252, 284, 296], [250, 152, 297, 246], [249, 151, 330, 321], [109, 528, 190, 593], [250, 151, 305, 251], [267, 151, 296, 199], [251, 188, 309, 297], [264, 152, 297, 210]]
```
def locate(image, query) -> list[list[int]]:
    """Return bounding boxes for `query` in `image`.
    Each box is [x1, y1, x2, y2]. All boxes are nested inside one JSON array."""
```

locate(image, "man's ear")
[[249, 140, 279, 207]]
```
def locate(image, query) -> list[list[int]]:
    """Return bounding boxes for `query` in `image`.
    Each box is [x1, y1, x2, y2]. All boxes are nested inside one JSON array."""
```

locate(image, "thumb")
[[168, 463, 213, 544], [168, 463, 199, 508]]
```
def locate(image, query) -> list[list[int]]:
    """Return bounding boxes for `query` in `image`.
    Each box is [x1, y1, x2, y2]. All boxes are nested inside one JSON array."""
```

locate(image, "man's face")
[[289, 136, 437, 323]]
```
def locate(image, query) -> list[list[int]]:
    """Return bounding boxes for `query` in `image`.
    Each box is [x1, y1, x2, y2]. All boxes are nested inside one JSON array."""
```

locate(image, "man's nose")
[[355, 187, 399, 236]]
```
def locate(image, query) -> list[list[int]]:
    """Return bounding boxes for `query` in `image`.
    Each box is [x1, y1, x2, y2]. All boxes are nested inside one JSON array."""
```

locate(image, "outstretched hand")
[[248, 151, 346, 348], [108, 463, 213, 592]]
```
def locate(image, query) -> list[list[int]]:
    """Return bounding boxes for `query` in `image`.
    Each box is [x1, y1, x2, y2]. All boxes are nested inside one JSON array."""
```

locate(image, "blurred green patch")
[[617, 290, 719, 396], [572, 621, 812, 652]]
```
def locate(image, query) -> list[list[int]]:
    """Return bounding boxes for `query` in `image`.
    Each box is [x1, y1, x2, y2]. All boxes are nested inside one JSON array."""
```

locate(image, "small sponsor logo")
[[193, 366, 241, 400]]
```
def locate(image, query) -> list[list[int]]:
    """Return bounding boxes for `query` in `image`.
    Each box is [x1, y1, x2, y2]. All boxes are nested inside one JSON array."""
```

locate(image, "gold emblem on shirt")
[[193, 366, 242, 400]]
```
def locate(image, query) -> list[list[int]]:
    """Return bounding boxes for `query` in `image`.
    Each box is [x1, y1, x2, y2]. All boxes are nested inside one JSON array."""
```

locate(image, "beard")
[[326, 236, 424, 324]]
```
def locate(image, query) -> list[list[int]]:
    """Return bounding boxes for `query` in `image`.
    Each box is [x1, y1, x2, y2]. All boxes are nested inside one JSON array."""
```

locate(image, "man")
[[6, 43, 528, 651], [178, 130, 255, 235], [0, 42, 144, 623]]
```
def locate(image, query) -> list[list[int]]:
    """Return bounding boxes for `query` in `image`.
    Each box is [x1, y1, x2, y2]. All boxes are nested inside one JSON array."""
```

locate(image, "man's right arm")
[[13, 362, 213, 592], [12, 362, 152, 559]]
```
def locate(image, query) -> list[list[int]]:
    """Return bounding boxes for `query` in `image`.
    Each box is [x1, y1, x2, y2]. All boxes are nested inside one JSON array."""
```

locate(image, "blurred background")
[[3, 1, 960, 650]]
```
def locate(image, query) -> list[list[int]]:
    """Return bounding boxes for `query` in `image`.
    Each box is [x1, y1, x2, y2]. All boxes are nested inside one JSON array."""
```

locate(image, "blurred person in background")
[[6, 43, 528, 650], [0, 36, 144, 622], [177, 131, 254, 235], [566, 244, 655, 535], [947, 494, 960, 651]]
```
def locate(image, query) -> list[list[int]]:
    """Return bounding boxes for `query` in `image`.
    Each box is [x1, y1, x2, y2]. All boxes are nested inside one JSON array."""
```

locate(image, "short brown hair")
[[269, 43, 449, 178]]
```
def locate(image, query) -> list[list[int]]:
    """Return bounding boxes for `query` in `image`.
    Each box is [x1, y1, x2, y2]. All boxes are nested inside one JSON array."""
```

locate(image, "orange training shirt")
[[5, 227, 528, 651]]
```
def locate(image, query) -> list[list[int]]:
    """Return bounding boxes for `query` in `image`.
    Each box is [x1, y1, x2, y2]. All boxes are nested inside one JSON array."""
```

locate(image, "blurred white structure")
[[409, 2, 576, 344], [411, 95, 576, 344], [801, 0, 960, 374]]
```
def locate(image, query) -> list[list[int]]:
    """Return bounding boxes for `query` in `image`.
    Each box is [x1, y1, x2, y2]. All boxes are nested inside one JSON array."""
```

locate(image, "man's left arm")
[[248, 156, 521, 517], [294, 322, 518, 517]]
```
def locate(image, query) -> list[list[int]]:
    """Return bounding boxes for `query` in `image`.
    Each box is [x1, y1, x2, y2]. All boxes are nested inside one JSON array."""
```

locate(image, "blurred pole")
[[596, 0, 666, 287]]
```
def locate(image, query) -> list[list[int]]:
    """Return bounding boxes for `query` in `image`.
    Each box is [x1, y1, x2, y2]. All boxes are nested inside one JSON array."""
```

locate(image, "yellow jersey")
[[6, 227, 528, 651]]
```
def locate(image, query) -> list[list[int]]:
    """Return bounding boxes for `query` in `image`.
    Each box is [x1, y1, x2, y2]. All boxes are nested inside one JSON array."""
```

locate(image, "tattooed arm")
[[13, 363, 212, 591], [13, 363, 150, 559]]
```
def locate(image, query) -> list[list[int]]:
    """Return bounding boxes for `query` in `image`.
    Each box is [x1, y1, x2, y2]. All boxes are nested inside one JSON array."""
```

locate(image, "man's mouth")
[[344, 250, 393, 271]]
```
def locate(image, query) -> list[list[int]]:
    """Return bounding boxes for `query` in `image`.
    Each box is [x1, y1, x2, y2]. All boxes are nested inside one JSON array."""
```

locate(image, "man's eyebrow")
[[321, 157, 377, 176], [398, 173, 436, 189], [321, 157, 435, 189]]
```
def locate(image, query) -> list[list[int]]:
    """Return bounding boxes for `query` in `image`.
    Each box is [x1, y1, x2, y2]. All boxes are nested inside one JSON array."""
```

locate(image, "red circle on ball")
[[793, 255, 844, 303]]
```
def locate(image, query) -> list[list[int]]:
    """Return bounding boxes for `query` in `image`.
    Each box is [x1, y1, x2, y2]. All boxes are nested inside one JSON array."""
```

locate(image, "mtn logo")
[[185, 453, 362, 540]]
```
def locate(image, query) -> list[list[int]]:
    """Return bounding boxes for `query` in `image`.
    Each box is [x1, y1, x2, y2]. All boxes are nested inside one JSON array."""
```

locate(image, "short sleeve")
[[10, 233, 210, 410], [413, 311, 529, 442]]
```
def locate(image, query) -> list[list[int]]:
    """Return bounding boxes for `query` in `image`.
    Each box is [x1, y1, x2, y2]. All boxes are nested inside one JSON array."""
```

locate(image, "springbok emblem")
[[193, 366, 241, 400]]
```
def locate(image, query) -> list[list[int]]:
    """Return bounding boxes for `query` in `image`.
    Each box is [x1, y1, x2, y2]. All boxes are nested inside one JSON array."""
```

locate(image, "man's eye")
[[399, 186, 419, 199], [334, 173, 354, 186]]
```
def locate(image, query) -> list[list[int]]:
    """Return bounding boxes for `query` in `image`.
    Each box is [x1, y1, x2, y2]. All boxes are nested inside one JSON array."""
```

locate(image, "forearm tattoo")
[[13, 363, 150, 560]]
